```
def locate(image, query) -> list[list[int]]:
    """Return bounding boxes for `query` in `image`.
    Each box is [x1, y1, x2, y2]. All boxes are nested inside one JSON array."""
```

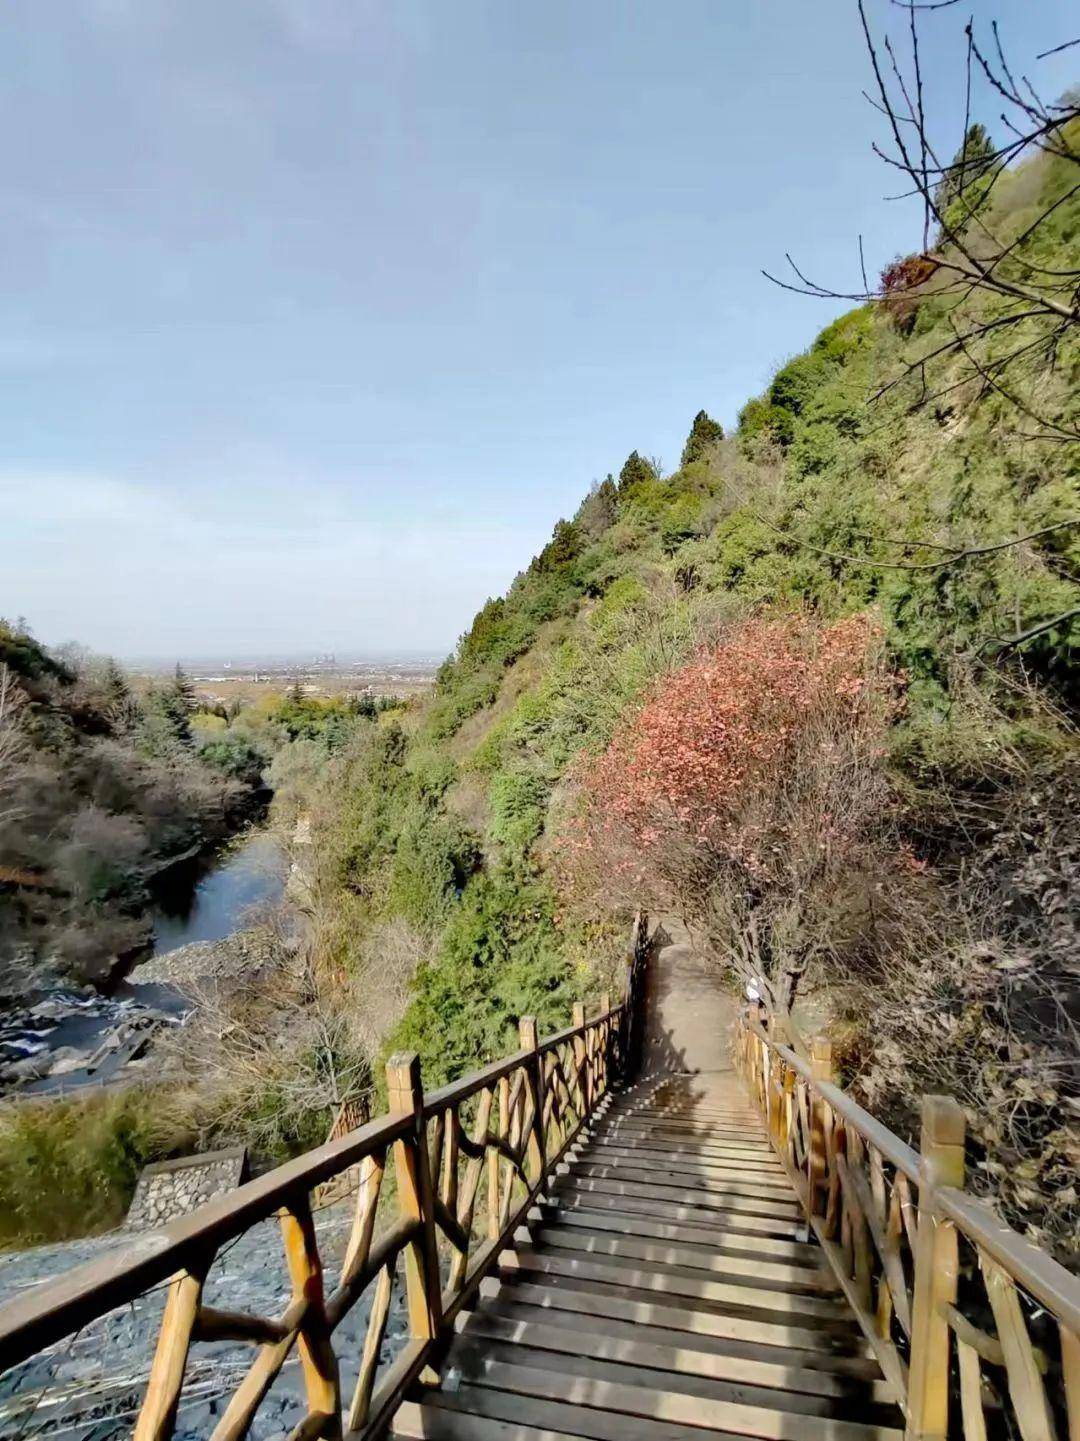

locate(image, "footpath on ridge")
[[394, 919, 903, 1441]]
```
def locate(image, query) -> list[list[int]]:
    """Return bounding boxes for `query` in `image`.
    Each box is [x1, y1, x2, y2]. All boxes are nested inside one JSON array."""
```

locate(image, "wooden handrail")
[[735, 1004, 1080, 1441], [420, 1005, 622, 1117], [935, 1185, 1080, 1338], [0, 1108, 414, 1370], [0, 962, 640, 1440], [745, 1017, 921, 1181]]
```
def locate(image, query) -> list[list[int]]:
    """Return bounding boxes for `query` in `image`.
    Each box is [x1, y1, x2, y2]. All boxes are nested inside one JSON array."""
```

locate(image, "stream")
[[149, 830, 288, 955], [0, 829, 289, 1095]]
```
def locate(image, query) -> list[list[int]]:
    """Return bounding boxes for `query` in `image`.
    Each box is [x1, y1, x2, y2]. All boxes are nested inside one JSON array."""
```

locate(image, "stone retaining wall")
[[125, 1146, 247, 1229]]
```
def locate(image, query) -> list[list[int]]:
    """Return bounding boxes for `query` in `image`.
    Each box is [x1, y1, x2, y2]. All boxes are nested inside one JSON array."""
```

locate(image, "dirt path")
[[640, 917, 739, 1077]]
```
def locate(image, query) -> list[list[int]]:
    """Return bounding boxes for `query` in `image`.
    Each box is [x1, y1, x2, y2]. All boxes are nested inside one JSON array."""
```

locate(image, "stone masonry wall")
[[125, 1147, 247, 1230]]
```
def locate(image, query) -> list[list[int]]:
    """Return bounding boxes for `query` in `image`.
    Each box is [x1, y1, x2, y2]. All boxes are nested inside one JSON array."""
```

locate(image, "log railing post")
[[280, 1195, 342, 1438], [769, 1015, 790, 1148], [572, 1002, 590, 1117], [807, 1037, 834, 1226], [519, 1016, 546, 1185], [386, 1053, 442, 1371], [906, 1095, 966, 1441], [134, 1257, 211, 1441], [598, 992, 611, 1095]]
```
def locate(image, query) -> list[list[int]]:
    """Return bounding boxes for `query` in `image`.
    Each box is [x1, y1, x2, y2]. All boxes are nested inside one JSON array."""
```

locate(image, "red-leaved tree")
[[555, 613, 901, 1011]]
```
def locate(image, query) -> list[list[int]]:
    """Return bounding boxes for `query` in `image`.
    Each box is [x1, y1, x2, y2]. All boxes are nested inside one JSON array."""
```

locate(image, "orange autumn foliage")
[[556, 613, 899, 950]]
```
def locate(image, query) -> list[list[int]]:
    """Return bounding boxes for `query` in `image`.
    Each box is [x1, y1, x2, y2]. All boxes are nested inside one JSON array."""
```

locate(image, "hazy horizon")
[[3, 0, 1076, 657]]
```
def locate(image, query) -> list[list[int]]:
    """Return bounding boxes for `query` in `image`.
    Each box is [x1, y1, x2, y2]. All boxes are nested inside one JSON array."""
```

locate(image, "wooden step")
[[585, 1140, 783, 1171], [569, 1161, 795, 1200], [554, 1186, 804, 1238], [393, 1396, 580, 1441], [584, 1141, 787, 1176], [525, 1223, 839, 1294], [557, 1175, 803, 1222], [611, 1101, 761, 1120], [486, 1278, 872, 1359], [535, 1201, 821, 1265], [595, 1123, 776, 1155], [457, 1313, 896, 1410], [398, 1356, 902, 1441], [599, 1120, 772, 1146], [474, 1295, 884, 1380], [498, 1247, 853, 1326], [451, 1342, 903, 1434]]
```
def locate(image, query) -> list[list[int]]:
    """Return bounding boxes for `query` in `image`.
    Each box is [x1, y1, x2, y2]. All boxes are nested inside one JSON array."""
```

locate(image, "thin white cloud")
[[1, 468, 545, 657]]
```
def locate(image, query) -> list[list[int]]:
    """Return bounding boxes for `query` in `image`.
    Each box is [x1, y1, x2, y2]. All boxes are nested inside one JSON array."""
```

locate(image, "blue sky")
[[2, 0, 1076, 660]]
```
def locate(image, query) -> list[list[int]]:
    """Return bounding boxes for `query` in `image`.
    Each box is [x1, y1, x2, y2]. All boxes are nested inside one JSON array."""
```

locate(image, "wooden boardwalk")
[[3, 917, 1077, 1441], [395, 936, 905, 1441]]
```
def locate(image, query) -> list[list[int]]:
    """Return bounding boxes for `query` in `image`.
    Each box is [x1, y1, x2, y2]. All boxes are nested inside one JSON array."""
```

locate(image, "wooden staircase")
[[4, 918, 1076, 1441], [394, 1071, 904, 1441]]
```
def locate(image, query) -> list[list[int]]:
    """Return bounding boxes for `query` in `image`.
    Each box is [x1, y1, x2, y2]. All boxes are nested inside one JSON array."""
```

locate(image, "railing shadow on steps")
[[735, 1003, 1080, 1441], [0, 915, 650, 1441]]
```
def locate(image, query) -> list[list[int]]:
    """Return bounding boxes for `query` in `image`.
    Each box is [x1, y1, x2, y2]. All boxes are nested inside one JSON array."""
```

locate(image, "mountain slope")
[[306, 130, 1079, 1257]]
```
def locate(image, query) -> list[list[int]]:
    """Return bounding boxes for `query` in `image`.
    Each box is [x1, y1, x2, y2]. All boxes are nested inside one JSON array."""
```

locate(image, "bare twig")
[[754, 515, 1080, 573]]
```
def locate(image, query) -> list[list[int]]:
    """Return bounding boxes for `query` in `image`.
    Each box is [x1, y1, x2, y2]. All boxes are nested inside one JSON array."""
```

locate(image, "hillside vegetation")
[[302, 127, 1079, 1259], [0, 631, 273, 992]]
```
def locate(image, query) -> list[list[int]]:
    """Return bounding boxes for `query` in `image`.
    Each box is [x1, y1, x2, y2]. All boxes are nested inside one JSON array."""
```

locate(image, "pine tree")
[[171, 662, 197, 715], [933, 124, 996, 239], [102, 658, 130, 708], [681, 410, 724, 467], [618, 451, 654, 493], [289, 678, 305, 704]]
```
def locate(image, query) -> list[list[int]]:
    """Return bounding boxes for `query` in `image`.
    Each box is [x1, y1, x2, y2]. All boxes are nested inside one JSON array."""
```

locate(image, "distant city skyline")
[[2, 0, 1076, 656]]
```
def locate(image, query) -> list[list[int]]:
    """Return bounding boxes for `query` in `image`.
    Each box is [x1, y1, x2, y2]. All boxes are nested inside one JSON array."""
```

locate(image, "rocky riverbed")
[[0, 1193, 408, 1440]]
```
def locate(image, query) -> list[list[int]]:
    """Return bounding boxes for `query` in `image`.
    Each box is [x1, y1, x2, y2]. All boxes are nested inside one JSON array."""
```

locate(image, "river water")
[[0, 829, 288, 1095], [150, 829, 288, 954]]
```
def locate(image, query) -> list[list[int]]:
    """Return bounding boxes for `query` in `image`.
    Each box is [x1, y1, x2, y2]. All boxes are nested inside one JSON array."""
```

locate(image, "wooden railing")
[[0, 966, 644, 1441], [735, 1005, 1080, 1441]]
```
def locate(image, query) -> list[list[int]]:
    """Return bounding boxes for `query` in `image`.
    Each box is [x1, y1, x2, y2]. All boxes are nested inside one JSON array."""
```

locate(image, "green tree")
[[617, 450, 655, 494], [934, 123, 996, 238], [575, 476, 618, 539], [171, 663, 197, 717], [680, 410, 724, 467], [101, 659, 130, 708]]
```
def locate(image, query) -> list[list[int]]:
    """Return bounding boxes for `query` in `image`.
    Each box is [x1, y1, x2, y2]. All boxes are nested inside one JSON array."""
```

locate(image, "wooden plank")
[[599, 1120, 772, 1146], [477, 1296, 885, 1381], [392, 1395, 594, 1440], [569, 1161, 794, 1199], [586, 1140, 784, 1172], [536, 1201, 824, 1264], [558, 1175, 802, 1221], [610, 1106, 762, 1124], [458, 1313, 896, 1406], [980, 1253, 1055, 1441], [956, 1339, 988, 1441], [554, 1186, 803, 1238], [452, 1336, 898, 1425], [592, 1129, 779, 1160], [527, 1224, 839, 1294], [490, 1278, 873, 1358], [499, 1247, 852, 1323], [427, 1357, 904, 1441], [1061, 1324, 1080, 1441]]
